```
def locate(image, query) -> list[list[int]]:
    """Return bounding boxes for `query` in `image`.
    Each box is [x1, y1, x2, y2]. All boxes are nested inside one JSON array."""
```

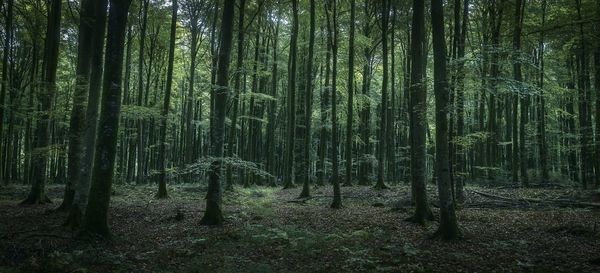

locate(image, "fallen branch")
[[468, 189, 600, 209], [20, 233, 75, 240]]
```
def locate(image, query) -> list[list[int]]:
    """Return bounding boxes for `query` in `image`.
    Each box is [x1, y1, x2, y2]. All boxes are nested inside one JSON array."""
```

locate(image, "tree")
[[407, 0, 432, 223], [514, 0, 528, 186], [299, 0, 316, 198], [226, 0, 246, 190], [157, 0, 178, 199], [136, 0, 150, 184], [595, 0, 600, 188], [80, 0, 133, 236], [343, 0, 355, 188], [431, 0, 460, 240], [200, 0, 235, 225], [58, 0, 97, 211], [375, 0, 390, 190], [454, 0, 469, 203], [66, 0, 109, 228], [327, 0, 341, 209], [283, 0, 298, 189], [21, 0, 62, 205], [0, 0, 13, 185]]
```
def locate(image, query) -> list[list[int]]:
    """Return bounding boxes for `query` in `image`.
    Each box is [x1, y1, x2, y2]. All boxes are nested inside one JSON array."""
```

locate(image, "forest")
[[0, 0, 599, 272]]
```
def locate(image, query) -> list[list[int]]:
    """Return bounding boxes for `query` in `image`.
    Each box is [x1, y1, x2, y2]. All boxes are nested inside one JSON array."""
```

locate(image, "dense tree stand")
[[5, 0, 600, 270]]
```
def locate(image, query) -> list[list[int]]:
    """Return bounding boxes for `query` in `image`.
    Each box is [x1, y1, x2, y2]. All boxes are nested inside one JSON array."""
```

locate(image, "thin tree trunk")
[[283, 0, 298, 189], [157, 0, 177, 199], [299, 0, 316, 198], [376, 0, 390, 190], [343, 0, 355, 188], [327, 0, 341, 209], [0, 0, 13, 185]]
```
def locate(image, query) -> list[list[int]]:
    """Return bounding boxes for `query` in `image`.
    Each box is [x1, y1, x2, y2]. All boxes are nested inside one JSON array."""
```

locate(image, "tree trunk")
[[375, 0, 390, 190], [431, 0, 460, 240], [200, 0, 235, 226], [59, 0, 97, 212], [80, 0, 132, 237], [537, 0, 549, 182], [327, 0, 341, 209], [299, 0, 316, 198], [283, 0, 298, 189], [226, 0, 246, 190], [343, 0, 355, 188], [454, 0, 469, 203], [0, 0, 13, 185], [136, 0, 149, 184], [22, 0, 62, 205], [407, 0, 432, 223], [157, 0, 177, 199]]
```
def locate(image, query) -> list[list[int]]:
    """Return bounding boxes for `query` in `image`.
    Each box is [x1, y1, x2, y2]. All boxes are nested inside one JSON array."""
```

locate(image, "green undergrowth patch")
[[225, 187, 277, 218]]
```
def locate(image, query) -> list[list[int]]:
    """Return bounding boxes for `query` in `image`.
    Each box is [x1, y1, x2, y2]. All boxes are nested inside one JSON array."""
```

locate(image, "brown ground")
[[1, 183, 599, 273]]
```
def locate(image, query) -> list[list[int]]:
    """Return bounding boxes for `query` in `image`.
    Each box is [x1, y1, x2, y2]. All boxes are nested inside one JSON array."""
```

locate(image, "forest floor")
[[1, 181, 600, 273]]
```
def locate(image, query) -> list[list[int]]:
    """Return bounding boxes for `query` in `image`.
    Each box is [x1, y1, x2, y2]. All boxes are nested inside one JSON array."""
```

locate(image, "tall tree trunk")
[[376, 0, 390, 190], [200, 0, 235, 226], [226, 0, 246, 190], [157, 0, 177, 199], [72, 0, 108, 225], [59, 0, 97, 211], [0, 0, 13, 185], [514, 0, 528, 186], [454, 0, 469, 203], [431, 0, 460, 240], [136, 0, 149, 184], [538, 0, 549, 182], [22, 0, 62, 205], [81, 0, 132, 236], [283, 0, 298, 189], [343, 0, 355, 188], [299, 0, 316, 198], [595, 0, 600, 188], [266, 13, 279, 186], [317, 25, 332, 187], [327, 0, 341, 209], [509, 0, 521, 184], [407, 0, 433, 223], [575, 0, 593, 189]]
